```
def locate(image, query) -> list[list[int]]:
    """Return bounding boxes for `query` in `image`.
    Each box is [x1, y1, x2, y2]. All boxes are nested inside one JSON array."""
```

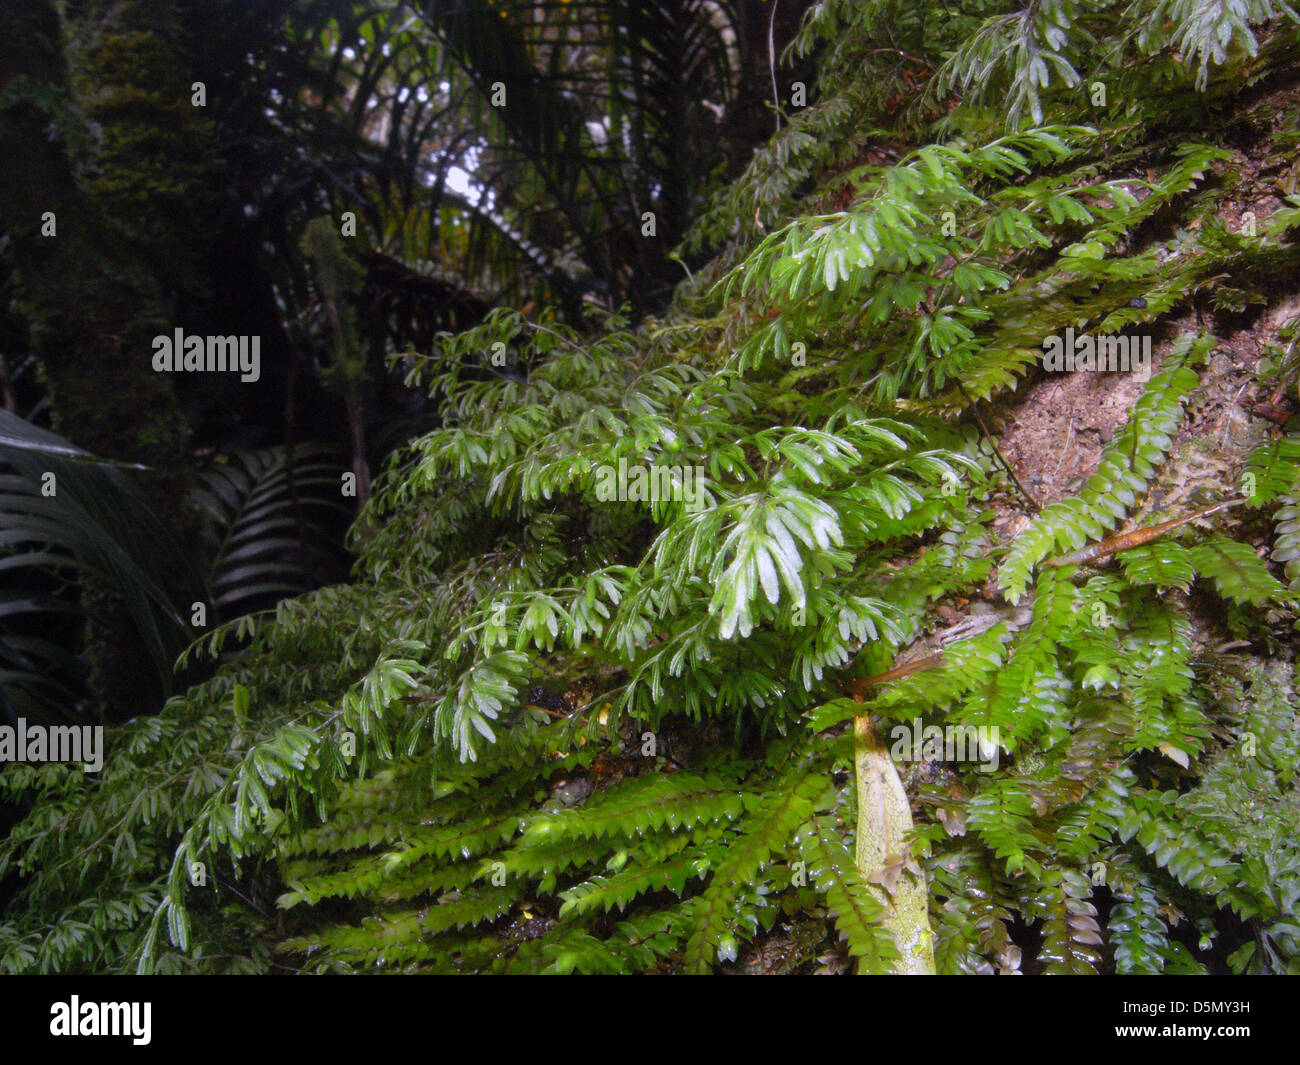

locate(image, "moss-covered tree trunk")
[[0, 0, 210, 717]]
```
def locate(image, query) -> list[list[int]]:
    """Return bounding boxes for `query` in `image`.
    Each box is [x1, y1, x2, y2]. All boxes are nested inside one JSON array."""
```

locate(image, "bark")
[[0, 0, 208, 718]]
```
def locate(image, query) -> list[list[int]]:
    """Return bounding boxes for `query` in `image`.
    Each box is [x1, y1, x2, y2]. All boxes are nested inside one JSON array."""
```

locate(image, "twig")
[[955, 382, 1040, 513], [843, 653, 945, 695], [769, 0, 782, 133]]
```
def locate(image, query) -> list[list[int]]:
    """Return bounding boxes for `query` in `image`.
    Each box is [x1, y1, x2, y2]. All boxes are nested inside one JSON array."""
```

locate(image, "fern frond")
[[1190, 536, 1288, 606], [800, 816, 898, 973], [684, 765, 831, 972], [1000, 337, 1208, 601]]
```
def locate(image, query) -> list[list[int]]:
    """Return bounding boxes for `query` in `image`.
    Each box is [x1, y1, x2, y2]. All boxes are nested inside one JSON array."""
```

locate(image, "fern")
[[1189, 537, 1289, 606], [1000, 336, 1209, 601], [5, 0, 1300, 979], [800, 816, 898, 973], [683, 764, 831, 972]]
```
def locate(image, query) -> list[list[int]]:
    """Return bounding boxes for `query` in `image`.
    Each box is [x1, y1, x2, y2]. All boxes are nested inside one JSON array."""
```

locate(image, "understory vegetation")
[[1, 0, 1299, 974]]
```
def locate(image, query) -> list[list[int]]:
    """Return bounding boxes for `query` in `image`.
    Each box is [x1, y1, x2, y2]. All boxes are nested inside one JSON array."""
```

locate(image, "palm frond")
[[0, 410, 204, 718], [193, 444, 352, 620]]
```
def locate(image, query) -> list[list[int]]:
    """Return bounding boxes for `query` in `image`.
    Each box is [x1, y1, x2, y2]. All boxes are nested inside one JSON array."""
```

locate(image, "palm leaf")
[[193, 445, 352, 620], [0, 410, 205, 719]]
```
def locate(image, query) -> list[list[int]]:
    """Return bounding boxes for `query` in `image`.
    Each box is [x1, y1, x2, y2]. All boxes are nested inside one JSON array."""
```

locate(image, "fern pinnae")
[[683, 763, 832, 972]]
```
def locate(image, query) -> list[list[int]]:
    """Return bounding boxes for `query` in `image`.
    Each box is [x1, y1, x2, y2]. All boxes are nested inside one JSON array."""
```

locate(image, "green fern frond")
[[684, 765, 831, 972], [1190, 536, 1289, 606], [1001, 337, 1208, 601], [800, 816, 898, 973]]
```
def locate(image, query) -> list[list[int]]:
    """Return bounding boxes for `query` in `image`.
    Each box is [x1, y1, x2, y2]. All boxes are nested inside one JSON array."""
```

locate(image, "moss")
[[0, 0, 205, 719]]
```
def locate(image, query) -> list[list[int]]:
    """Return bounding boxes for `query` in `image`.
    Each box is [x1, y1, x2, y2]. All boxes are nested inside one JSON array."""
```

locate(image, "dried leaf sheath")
[[1043, 499, 1244, 568], [853, 712, 937, 975]]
